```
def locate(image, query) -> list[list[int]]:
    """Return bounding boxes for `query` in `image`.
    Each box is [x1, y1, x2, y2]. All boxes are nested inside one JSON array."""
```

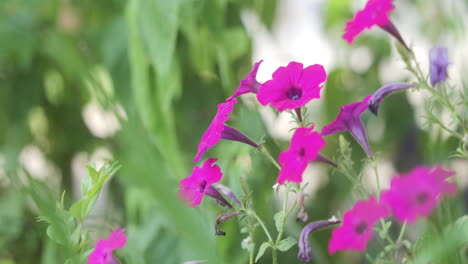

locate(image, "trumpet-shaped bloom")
[[368, 83, 415, 115], [322, 95, 373, 157], [381, 165, 456, 224], [297, 219, 341, 262], [343, 0, 395, 44], [257, 62, 326, 112], [329, 197, 389, 254], [193, 99, 258, 162], [429, 46, 449, 87], [277, 126, 326, 184], [227, 60, 263, 101], [88, 229, 127, 264], [179, 158, 223, 207]]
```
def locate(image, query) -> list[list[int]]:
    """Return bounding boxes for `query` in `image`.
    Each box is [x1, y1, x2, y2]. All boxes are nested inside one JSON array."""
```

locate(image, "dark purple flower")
[[215, 212, 245, 236], [227, 60, 263, 101], [297, 218, 341, 262], [429, 46, 449, 87], [368, 83, 415, 115], [322, 95, 373, 157]]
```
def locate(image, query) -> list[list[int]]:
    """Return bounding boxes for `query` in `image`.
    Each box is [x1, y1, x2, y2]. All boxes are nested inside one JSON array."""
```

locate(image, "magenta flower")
[[227, 60, 263, 101], [257, 62, 327, 112], [381, 165, 456, 224], [343, 0, 408, 49], [329, 197, 389, 254], [179, 158, 232, 208], [88, 229, 127, 264], [193, 99, 258, 162], [277, 126, 326, 184], [429, 46, 449, 87], [322, 95, 373, 157]]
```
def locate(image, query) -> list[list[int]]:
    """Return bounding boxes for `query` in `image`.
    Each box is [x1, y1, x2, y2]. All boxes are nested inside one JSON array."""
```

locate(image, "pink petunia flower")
[[179, 158, 231, 208], [343, 0, 395, 44], [322, 95, 373, 157], [329, 197, 389, 254], [256, 62, 327, 112], [381, 165, 456, 224], [193, 99, 258, 162], [277, 126, 326, 184], [88, 229, 127, 264], [227, 60, 263, 101]]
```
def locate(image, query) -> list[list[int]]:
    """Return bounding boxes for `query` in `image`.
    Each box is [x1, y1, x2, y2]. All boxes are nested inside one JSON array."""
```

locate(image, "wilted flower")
[[215, 212, 244, 236], [297, 219, 341, 262], [179, 158, 231, 208], [227, 60, 263, 101], [329, 197, 389, 254], [322, 95, 373, 157], [88, 229, 127, 264], [277, 126, 326, 184], [214, 184, 241, 206], [381, 165, 456, 224], [429, 46, 449, 87], [257, 62, 327, 112], [368, 83, 415, 115], [193, 99, 259, 162]]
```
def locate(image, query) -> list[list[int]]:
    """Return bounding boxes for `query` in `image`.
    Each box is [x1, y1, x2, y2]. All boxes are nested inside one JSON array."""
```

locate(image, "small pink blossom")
[[381, 165, 456, 224], [227, 60, 263, 101], [322, 95, 373, 157], [343, 0, 395, 44], [88, 229, 127, 264], [193, 99, 237, 162], [329, 197, 389, 254], [257, 62, 327, 112], [277, 126, 326, 184], [179, 158, 223, 207]]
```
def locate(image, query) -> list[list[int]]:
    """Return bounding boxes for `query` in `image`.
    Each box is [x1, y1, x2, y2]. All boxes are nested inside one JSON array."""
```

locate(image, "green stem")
[[259, 145, 281, 170], [397, 222, 407, 242], [275, 184, 291, 245], [248, 211, 274, 244], [371, 158, 381, 199]]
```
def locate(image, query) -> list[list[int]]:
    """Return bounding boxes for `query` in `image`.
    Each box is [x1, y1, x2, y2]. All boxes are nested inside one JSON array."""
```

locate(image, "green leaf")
[[274, 211, 285, 232], [276, 236, 297, 252], [70, 161, 121, 220], [255, 242, 270, 263]]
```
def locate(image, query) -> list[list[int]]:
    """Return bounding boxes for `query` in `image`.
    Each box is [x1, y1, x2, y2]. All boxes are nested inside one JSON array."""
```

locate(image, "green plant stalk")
[[248, 210, 274, 245], [259, 145, 281, 170], [397, 222, 407, 242]]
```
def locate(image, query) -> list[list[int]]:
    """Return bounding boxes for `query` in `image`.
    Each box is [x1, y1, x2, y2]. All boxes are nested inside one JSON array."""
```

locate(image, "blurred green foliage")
[[0, 0, 466, 263]]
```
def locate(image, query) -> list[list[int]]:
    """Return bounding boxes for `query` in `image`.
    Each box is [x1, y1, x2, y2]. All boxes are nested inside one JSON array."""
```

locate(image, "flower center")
[[298, 147, 306, 157], [354, 222, 368, 235], [416, 192, 429, 205], [199, 180, 207, 193], [286, 87, 302, 100]]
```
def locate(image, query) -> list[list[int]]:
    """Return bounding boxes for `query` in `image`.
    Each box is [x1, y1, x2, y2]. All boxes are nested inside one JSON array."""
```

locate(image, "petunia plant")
[[177, 0, 467, 263]]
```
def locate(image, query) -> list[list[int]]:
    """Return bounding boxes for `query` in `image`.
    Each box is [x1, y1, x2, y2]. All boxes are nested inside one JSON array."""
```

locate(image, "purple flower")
[[322, 95, 373, 157], [179, 158, 231, 208], [88, 229, 127, 264], [329, 197, 389, 254], [297, 219, 341, 262], [257, 62, 327, 112], [277, 126, 326, 184], [429, 46, 449, 87], [227, 60, 263, 101], [368, 83, 415, 115], [381, 165, 456, 224], [193, 99, 259, 162]]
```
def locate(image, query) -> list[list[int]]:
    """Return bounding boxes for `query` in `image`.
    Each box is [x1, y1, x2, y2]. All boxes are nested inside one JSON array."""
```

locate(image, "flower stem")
[[259, 145, 281, 170], [397, 222, 407, 242], [370, 158, 381, 199], [248, 210, 274, 245]]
